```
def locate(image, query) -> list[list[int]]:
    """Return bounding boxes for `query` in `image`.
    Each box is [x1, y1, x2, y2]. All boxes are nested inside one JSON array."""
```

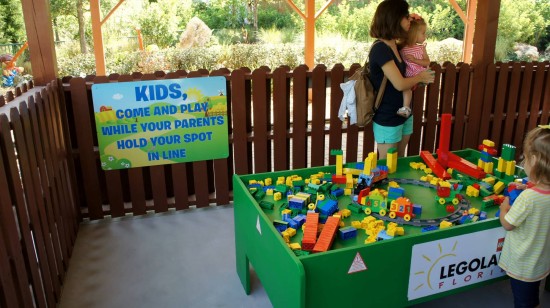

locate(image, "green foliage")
[[57, 52, 97, 76], [138, 1, 181, 48], [192, 0, 251, 30], [0, 0, 25, 43], [316, 0, 380, 42], [413, 5, 464, 40], [257, 5, 297, 29]]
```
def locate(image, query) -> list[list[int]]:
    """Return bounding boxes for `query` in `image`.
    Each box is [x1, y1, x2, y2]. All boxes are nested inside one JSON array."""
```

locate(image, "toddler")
[[398, 13, 430, 118], [498, 125, 550, 308]]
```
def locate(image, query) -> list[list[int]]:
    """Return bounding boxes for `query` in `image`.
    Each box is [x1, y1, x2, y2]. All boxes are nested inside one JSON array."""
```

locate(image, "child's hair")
[[370, 0, 410, 41], [523, 126, 550, 185], [403, 17, 427, 47]]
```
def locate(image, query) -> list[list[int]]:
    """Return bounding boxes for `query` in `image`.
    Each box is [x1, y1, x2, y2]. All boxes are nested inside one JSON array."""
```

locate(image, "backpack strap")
[[368, 40, 388, 111], [374, 76, 387, 111]]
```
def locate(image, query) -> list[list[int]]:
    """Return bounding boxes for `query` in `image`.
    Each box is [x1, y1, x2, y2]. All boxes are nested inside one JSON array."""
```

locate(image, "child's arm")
[[405, 45, 431, 68], [499, 197, 516, 231]]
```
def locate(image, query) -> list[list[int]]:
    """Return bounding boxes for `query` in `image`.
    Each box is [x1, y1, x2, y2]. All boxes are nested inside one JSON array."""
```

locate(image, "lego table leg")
[[236, 245, 251, 294]]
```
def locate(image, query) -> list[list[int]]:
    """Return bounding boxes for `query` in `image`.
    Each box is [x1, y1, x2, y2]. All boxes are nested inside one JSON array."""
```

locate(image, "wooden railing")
[[0, 61, 548, 306], [0, 80, 79, 307]]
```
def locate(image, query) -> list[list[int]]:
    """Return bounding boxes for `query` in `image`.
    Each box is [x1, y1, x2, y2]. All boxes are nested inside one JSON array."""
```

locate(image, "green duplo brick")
[[501, 144, 516, 161]]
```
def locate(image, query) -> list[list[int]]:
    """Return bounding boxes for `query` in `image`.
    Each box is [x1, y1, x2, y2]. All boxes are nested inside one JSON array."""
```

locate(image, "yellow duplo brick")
[[497, 158, 505, 172], [424, 168, 432, 174], [282, 234, 290, 243], [410, 162, 419, 169], [440, 221, 453, 229], [505, 160, 516, 175], [361, 222, 369, 229], [266, 189, 273, 195], [466, 186, 480, 197], [388, 181, 399, 188], [478, 160, 485, 169], [439, 181, 451, 188], [265, 178, 272, 186], [282, 209, 292, 215], [276, 180, 284, 185], [430, 178, 439, 186], [351, 221, 362, 229], [395, 227, 405, 235], [363, 216, 376, 223], [468, 207, 480, 215], [426, 174, 434, 181], [387, 229, 395, 237], [339, 221, 345, 227], [286, 228, 296, 237], [249, 179, 257, 184], [336, 155, 343, 175], [305, 179, 310, 184], [289, 243, 301, 250], [484, 162, 494, 173], [494, 181, 505, 195], [447, 168, 453, 174], [344, 188, 352, 195], [483, 177, 495, 185], [420, 176, 428, 182], [387, 222, 398, 229], [365, 237, 376, 244], [364, 155, 373, 174], [483, 139, 495, 147], [313, 178, 321, 185], [341, 209, 351, 218], [274, 192, 282, 201]]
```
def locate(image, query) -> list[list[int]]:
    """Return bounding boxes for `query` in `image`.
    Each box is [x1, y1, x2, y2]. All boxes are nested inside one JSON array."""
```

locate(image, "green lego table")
[[234, 149, 513, 307]]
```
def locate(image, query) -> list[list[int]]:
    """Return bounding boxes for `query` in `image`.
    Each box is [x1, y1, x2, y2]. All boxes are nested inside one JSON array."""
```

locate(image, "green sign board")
[[91, 77, 229, 170]]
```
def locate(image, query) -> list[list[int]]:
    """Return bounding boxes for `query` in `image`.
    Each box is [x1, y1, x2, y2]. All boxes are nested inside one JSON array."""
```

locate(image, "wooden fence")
[[0, 81, 79, 307], [0, 61, 548, 306], [60, 61, 550, 220]]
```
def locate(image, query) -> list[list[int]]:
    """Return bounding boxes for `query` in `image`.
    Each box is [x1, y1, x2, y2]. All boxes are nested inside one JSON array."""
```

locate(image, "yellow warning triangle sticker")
[[348, 252, 367, 274]]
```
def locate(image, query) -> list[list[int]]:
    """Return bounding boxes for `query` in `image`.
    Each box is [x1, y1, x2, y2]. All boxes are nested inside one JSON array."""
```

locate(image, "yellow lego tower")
[[386, 148, 398, 173]]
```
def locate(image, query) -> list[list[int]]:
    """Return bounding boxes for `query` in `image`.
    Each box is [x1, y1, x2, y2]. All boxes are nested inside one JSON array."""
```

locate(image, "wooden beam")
[[448, 0, 467, 23], [90, 0, 106, 76], [101, 0, 126, 26], [20, 0, 58, 85]]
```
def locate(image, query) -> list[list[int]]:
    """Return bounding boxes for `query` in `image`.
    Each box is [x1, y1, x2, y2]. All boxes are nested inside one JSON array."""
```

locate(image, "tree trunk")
[[253, 0, 258, 31], [77, 0, 87, 54]]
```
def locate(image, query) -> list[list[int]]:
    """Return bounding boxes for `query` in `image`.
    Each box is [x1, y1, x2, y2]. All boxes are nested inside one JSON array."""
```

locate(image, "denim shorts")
[[373, 116, 413, 144], [510, 277, 540, 308]]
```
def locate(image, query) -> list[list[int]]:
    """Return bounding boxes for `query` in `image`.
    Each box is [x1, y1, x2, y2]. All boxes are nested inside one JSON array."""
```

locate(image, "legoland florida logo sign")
[[91, 77, 229, 170], [408, 227, 506, 300]]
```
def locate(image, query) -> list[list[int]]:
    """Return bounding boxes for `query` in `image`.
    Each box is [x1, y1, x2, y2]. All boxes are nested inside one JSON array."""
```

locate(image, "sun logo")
[[413, 241, 458, 291]]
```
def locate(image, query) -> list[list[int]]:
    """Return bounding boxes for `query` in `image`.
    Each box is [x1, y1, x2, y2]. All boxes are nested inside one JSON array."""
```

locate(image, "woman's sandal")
[[397, 106, 411, 118]]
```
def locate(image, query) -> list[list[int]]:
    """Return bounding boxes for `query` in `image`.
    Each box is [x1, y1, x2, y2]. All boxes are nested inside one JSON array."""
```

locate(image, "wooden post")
[[136, 29, 144, 51], [305, 0, 315, 68], [20, 0, 58, 85], [465, 0, 501, 148]]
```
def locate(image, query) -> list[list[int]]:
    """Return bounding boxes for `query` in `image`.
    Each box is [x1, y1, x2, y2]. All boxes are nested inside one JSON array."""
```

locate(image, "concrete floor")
[[59, 205, 550, 308]]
